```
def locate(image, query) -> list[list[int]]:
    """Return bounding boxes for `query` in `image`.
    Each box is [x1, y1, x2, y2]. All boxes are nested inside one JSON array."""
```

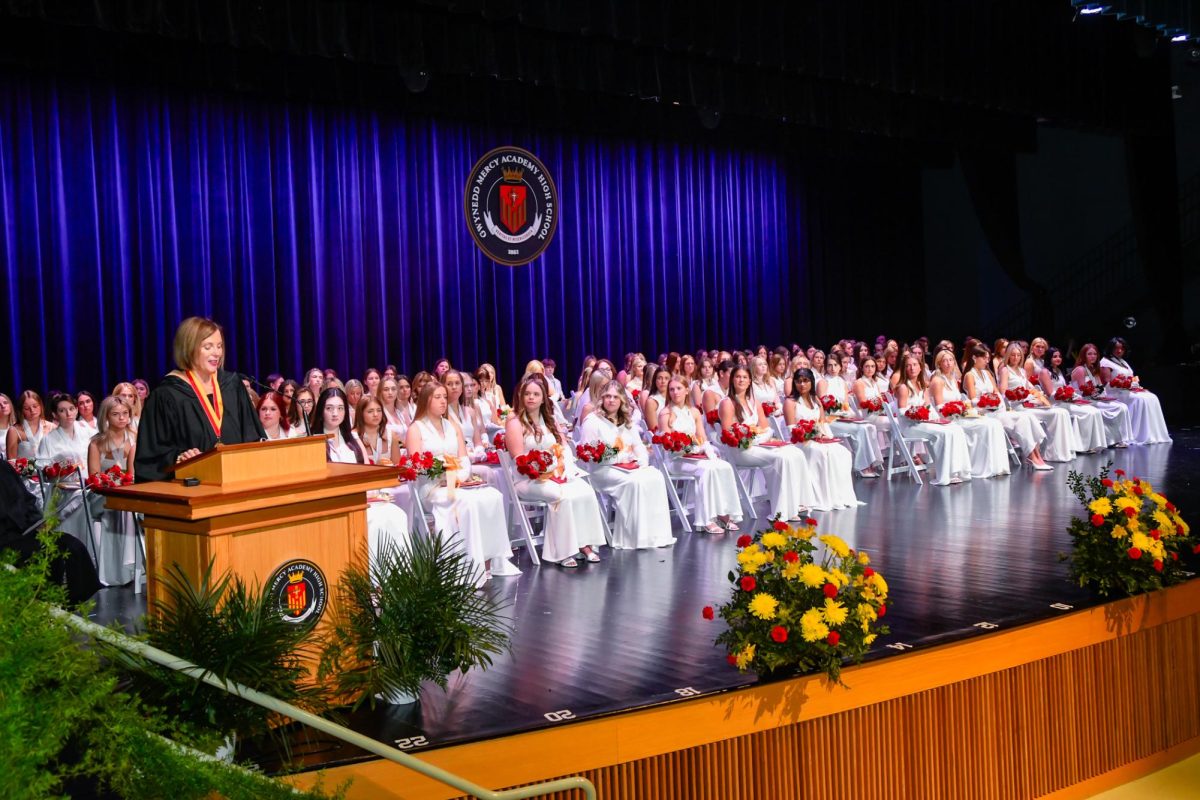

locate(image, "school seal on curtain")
[[267, 559, 327, 628], [465, 146, 559, 266]]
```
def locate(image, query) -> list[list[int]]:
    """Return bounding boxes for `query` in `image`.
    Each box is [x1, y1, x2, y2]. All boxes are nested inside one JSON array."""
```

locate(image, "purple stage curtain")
[[0, 71, 919, 395]]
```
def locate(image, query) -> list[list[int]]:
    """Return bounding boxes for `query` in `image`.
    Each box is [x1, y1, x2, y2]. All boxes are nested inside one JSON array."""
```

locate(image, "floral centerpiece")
[[1004, 386, 1029, 403], [8, 457, 39, 482], [790, 420, 818, 443], [703, 517, 890, 684], [1064, 466, 1193, 596], [515, 449, 555, 480], [576, 441, 621, 464], [720, 423, 756, 450], [859, 397, 883, 415], [939, 401, 966, 419], [904, 405, 931, 422], [976, 392, 1002, 411], [651, 431, 697, 455], [1108, 375, 1133, 391], [819, 395, 840, 414], [85, 464, 134, 489], [1053, 386, 1076, 402]]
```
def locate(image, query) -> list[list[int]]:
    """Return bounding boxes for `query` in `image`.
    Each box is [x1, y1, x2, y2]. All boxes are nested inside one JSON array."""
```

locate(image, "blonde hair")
[[94, 396, 133, 441], [172, 316, 223, 372], [0, 393, 15, 427], [111, 382, 144, 417]]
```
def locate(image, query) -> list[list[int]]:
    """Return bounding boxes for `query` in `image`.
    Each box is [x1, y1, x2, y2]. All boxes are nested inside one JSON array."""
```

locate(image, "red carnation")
[[864, 567, 875, 578], [736, 534, 752, 548], [1194, 544, 1200, 555], [1101, 478, 1114, 488], [826, 631, 840, 646], [878, 605, 887, 617], [1133, 486, 1143, 496], [782, 551, 799, 563], [1123, 507, 1136, 518], [1132, 476, 1140, 483], [1166, 502, 1176, 513], [1171, 552, 1179, 561], [1090, 514, 1105, 527], [1115, 469, 1125, 477], [770, 625, 788, 643], [822, 583, 838, 598], [1127, 547, 1143, 560], [727, 654, 738, 666], [1151, 529, 1161, 540], [1153, 559, 1164, 573], [805, 517, 818, 527], [705, 409, 719, 425], [773, 520, 788, 531], [651, 434, 663, 445], [740, 576, 757, 592], [702, 606, 714, 620]]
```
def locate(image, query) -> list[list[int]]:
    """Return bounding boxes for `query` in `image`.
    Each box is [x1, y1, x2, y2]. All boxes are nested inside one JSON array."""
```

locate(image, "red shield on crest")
[[499, 184, 527, 234], [287, 581, 307, 615]]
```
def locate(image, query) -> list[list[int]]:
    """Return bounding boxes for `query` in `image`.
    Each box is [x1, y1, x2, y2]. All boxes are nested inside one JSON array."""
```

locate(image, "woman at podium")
[[134, 317, 266, 482]]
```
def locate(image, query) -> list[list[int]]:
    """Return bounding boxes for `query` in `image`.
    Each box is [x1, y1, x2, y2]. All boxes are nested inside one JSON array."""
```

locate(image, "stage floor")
[[92, 428, 1200, 772]]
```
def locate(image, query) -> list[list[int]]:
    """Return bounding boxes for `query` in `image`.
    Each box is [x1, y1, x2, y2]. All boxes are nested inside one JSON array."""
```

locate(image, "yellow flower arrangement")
[[761, 532, 787, 549], [1088, 497, 1113, 517], [748, 592, 779, 620], [799, 563, 827, 588]]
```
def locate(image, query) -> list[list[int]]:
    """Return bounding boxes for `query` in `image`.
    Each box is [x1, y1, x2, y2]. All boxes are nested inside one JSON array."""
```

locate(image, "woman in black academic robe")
[[134, 317, 265, 482]]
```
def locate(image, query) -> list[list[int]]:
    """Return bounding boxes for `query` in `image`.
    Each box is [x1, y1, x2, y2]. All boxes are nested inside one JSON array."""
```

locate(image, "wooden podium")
[[100, 437, 399, 620]]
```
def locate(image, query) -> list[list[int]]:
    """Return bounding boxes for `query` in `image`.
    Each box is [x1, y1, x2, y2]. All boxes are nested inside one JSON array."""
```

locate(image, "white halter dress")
[[787, 399, 861, 510], [1070, 366, 1132, 446], [1098, 357, 1171, 444], [896, 381, 973, 486], [512, 425, 608, 563], [718, 397, 817, 520], [968, 368, 1046, 458], [932, 374, 1010, 479], [1002, 367, 1075, 462], [661, 406, 742, 528], [822, 375, 883, 473], [326, 432, 411, 567], [1046, 371, 1107, 452]]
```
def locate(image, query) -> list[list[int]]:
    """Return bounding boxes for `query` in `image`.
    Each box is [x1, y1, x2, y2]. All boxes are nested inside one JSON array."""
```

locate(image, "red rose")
[[1127, 547, 1143, 560], [1151, 529, 1161, 540], [740, 576, 757, 592], [651, 434, 663, 445], [1090, 514, 1105, 526], [1123, 507, 1136, 518], [822, 583, 838, 598], [783, 551, 799, 563], [864, 567, 875, 578], [706, 409, 719, 425], [878, 605, 887, 617], [702, 606, 714, 620], [1133, 486, 1143, 496], [1115, 469, 1125, 477], [1132, 476, 1140, 483], [770, 625, 788, 643], [1153, 559, 1164, 573], [1101, 479, 1113, 488], [736, 535, 752, 548], [805, 517, 818, 527], [1171, 552, 1179, 561], [826, 631, 840, 646], [773, 520, 788, 531], [726, 654, 738, 666]]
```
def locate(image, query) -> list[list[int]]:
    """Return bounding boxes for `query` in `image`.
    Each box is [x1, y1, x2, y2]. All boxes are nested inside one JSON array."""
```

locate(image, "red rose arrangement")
[[761, 402, 777, 417], [719, 422, 756, 450], [859, 397, 883, 414], [1053, 386, 1076, 402], [790, 420, 818, 443], [8, 458, 39, 481], [86, 464, 134, 489], [492, 431, 505, 450], [483, 450, 500, 465], [42, 461, 78, 481], [576, 440, 620, 464], [652, 431, 696, 454], [1004, 386, 1030, 402], [515, 449, 555, 480], [1108, 374, 1133, 390], [705, 409, 720, 425], [630, 388, 641, 401], [397, 451, 446, 481], [819, 395, 840, 414], [904, 405, 931, 422], [976, 393, 1002, 410], [938, 401, 966, 419], [1078, 380, 1099, 398]]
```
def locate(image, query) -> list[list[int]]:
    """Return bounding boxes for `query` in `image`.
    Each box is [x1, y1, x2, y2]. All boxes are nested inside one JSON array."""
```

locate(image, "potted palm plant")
[[318, 533, 511, 708]]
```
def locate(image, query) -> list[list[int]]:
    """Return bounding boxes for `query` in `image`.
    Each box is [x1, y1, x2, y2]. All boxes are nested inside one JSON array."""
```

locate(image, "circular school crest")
[[267, 559, 328, 628], [464, 146, 559, 266]]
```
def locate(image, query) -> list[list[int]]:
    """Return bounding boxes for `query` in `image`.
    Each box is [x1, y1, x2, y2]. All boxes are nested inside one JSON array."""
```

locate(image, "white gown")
[[968, 368, 1046, 458], [412, 418, 517, 580], [1046, 372, 1107, 452], [36, 424, 95, 569], [15, 420, 49, 461], [751, 381, 782, 416], [579, 415, 676, 549], [1070, 368, 1132, 446], [326, 434, 411, 563], [1001, 367, 1075, 462], [788, 400, 861, 510], [513, 426, 608, 563], [661, 407, 742, 527], [382, 406, 408, 445], [1099, 357, 1171, 445], [823, 375, 883, 472], [719, 399, 817, 519], [932, 375, 1010, 479], [897, 382, 973, 486], [90, 435, 138, 586]]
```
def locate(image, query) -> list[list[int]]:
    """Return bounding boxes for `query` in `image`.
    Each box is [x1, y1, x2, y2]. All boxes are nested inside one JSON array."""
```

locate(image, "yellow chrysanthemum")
[[830, 567, 850, 587], [1152, 510, 1175, 536], [822, 598, 848, 626], [869, 572, 889, 597], [790, 525, 814, 541], [1110, 524, 1128, 540], [1088, 497, 1113, 517], [781, 560, 803, 582], [1114, 496, 1141, 514], [864, 634, 877, 646], [1149, 492, 1169, 509], [735, 643, 756, 670], [800, 608, 829, 642], [761, 532, 787, 549], [1149, 540, 1166, 561], [819, 534, 851, 558], [857, 551, 871, 566], [1131, 531, 1153, 552], [748, 592, 779, 620], [799, 563, 827, 588], [857, 602, 878, 623], [861, 618, 871, 633], [1172, 514, 1190, 536]]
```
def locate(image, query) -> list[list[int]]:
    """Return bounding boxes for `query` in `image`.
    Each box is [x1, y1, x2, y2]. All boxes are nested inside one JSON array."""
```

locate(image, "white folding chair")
[[651, 444, 697, 530], [563, 441, 615, 546], [881, 402, 928, 485]]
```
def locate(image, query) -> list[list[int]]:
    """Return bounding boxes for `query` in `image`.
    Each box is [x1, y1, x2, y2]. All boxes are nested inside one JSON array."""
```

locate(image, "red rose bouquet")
[[1053, 386, 1076, 402], [8, 457, 39, 482], [720, 422, 756, 450], [652, 431, 697, 454], [576, 440, 621, 464], [1078, 380, 1100, 399], [630, 388, 641, 401], [705, 409, 719, 426], [790, 420, 818, 443], [904, 405, 931, 422], [859, 397, 883, 414], [397, 451, 446, 481], [976, 393, 1002, 411], [515, 449, 555, 480], [1108, 374, 1133, 390], [42, 461, 79, 482], [761, 402, 777, 417], [1004, 386, 1030, 402], [819, 395, 840, 414], [86, 464, 134, 489], [939, 401, 966, 419], [492, 431, 505, 450]]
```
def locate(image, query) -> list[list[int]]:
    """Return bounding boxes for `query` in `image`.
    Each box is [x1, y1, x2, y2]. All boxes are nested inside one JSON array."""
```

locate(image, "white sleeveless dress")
[[823, 375, 883, 473], [1070, 366, 1132, 446], [1046, 372, 1107, 452], [719, 398, 817, 519], [382, 406, 408, 445], [91, 434, 138, 586], [1001, 367, 1075, 462], [853, 378, 892, 452], [752, 381, 781, 416], [16, 420, 49, 461], [661, 406, 742, 527], [642, 392, 668, 433], [1099, 357, 1171, 444], [37, 424, 91, 477], [578, 415, 676, 549], [513, 425, 608, 563], [932, 375, 1010, 479], [326, 433, 411, 565], [412, 418, 516, 579], [787, 399, 860, 510], [897, 382, 973, 486], [968, 368, 1046, 458]]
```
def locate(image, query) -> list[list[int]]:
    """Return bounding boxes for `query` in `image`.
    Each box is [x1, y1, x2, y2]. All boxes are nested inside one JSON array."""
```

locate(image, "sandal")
[[703, 522, 724, 534], [560, 557, 579, 568], [584, 549, 601, 563], [723, 520, 740, 532]]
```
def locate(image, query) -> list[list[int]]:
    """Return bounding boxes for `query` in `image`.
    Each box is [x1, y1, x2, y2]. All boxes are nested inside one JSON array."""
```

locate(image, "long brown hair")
[[514, 374, 562, 444], [597, 380, 634, 427], [728, 366, 755, 423]]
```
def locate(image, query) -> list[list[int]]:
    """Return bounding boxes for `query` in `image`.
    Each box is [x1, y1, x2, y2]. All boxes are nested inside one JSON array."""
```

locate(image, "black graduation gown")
[[134, 369, 267, 483]]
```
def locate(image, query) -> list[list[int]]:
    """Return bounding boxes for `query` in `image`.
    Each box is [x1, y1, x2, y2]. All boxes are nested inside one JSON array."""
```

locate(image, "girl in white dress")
[[750, 356, 782, 419], [343, 380, 364, 426], [894, 356, 973, 486], [256, 391, 294, 441], [1070, 343, 1133, 447], [817, 356, 883, 477], [719, 366, 816, 521], [396, 374, 418, 427], [691, 358, 722, 409], [87, 397, 138, 586], [75, 391, 99, 437], [354, 396, 399, 465], [783, 370, 860, 510], [641, 366, 671, 433], [579, 380, 676, 550], [39, 393, 91, 475], [573, 370, 611, 435], [0, 392, 15, 460], [679, 354, 699, 389], [851, 357, 891, 451], [443, 370, 485, 454], [1038, 347, 1109, 452], [377, 376, 408, 444], [962, 345, 1051, 470], [929, 351, 1010, 479], [7, 390, 55, 461], [624, 354, 648, 394], [476, 363, 508, 425], [112, 382, 143, 433], [1098, 337, 1171, 445], [1024, 337, 1049, 380], [406, 383, 519, 582], [658, 378, 741, 533], [997, 343, 1076, 462], [314, 388, 411, 564], [505, 375, 607, 568]]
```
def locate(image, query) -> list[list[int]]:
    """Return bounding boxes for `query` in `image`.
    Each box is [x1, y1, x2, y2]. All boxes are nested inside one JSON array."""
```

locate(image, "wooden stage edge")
[[289, 579, 1200, 800]]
